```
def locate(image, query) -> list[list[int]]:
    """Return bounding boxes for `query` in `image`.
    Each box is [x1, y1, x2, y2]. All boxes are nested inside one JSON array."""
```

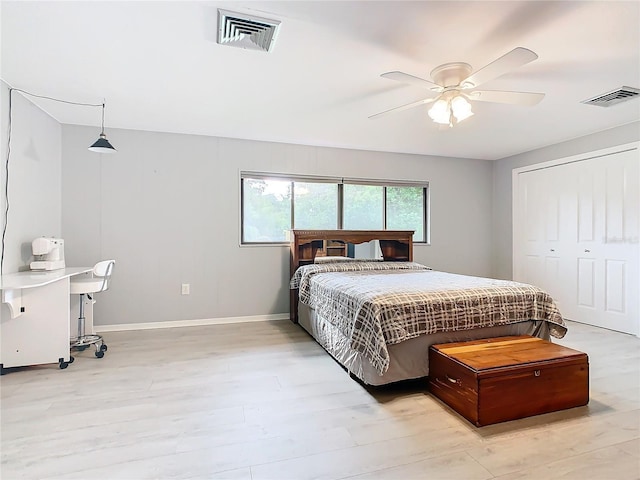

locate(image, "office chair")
[[70, 259, 115, 358]]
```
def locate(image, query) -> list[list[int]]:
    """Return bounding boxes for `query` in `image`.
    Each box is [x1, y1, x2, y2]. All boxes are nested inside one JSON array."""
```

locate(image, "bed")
[[289, 230, 567, 386]]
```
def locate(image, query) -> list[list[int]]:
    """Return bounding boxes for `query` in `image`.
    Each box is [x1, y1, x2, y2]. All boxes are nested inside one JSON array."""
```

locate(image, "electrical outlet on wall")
[[181, 283, 190, 295]]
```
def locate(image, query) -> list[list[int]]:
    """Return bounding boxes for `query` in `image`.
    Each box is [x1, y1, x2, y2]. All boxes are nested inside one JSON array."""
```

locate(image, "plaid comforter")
[[291, 262, 567, 375]]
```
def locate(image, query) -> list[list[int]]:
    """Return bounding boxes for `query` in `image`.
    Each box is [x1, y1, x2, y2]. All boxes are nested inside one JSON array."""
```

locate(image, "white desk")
[[0, 267, 91, 371]]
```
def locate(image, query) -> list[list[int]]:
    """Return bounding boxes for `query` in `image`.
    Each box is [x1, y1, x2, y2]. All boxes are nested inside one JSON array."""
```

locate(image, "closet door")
[[514, 147, 639, 336], [515, 167, 569, 314]]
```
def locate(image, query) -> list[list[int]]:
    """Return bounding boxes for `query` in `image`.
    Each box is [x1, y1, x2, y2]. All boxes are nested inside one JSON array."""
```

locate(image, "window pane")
[[294, 182, 338, 229], [243, 178, 291, 242], [343, 184, 384, 230], [386, 186, 424, 241]]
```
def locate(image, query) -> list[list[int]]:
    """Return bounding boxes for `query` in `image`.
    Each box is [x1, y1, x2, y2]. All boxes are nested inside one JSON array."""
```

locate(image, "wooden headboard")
[[289, 229, 414, 322]]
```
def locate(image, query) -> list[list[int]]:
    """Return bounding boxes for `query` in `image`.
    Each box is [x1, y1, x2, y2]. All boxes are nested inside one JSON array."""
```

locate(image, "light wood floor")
[[1, 320, 638, 480]]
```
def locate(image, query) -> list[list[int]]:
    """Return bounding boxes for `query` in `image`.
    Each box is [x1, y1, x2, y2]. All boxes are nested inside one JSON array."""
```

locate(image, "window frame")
[[240, 172, 429, 245]]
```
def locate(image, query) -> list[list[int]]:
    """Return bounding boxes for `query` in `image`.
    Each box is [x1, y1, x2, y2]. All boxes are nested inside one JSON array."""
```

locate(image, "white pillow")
[[314, 256, 355, 264]]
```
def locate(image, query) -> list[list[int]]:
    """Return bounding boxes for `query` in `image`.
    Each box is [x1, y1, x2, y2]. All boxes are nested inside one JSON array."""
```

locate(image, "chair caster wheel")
[[95, 350, 105, 359], [59, 360, 69, 369], [100, 344, 108, 352], [69, 356, 75, 364]]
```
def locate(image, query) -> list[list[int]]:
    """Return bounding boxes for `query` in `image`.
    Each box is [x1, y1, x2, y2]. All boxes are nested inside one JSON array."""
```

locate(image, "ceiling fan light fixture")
[[431, 114, 451, 125], [453, 109, 474, 122], [451, 95, 471, 110], [453, 110, 473, 123], [428, 94, 473, 126], [428, 98, 450, 124], [451, 95, 473, 122], [372, 47, 544, 125]]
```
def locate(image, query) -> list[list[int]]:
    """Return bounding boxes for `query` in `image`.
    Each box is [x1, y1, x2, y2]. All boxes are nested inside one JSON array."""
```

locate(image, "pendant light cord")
[[1, 87, 106, 274], [1, 90, 13, 275], [101, 102, 105, 134], [9, 88, 103, 108]]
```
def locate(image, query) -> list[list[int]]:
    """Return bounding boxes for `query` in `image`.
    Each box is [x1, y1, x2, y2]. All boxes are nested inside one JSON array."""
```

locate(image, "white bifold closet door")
[[514, 147, 639, 336]]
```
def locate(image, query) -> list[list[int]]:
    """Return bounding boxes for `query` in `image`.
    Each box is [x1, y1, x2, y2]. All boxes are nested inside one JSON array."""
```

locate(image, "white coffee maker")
[[30, 237, 66, 271]]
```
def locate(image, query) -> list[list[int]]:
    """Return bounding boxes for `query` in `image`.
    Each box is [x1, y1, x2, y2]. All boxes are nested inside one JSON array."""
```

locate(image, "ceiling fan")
[[370, 47, 545, 127]]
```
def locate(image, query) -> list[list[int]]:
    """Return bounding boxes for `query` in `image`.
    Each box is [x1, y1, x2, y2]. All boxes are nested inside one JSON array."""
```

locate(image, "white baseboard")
[[94, 313, 289, 333]]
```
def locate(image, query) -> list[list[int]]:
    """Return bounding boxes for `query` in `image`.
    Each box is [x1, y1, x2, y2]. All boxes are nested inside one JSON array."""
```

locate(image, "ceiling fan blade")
[[461, 47, 539, 89], [469, 90, 545, 106], [369, 97, 436, 119], [381, 71, 441, 90]]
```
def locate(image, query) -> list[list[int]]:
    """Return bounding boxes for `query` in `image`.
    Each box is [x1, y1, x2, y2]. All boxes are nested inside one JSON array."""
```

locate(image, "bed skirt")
[[298, 302, 552, 386]]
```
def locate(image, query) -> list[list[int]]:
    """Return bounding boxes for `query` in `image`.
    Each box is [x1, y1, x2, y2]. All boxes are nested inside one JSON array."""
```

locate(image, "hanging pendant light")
[[88, 103, 116, 153]]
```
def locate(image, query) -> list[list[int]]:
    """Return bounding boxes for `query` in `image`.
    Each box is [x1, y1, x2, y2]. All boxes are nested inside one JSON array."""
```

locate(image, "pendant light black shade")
[[89, 133, 117, 153], [88, 103, 117, 154]]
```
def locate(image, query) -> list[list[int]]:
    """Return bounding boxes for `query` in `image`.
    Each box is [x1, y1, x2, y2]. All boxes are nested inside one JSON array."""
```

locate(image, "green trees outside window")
[[242, 178, 291, 242], [386, 186, 425, 242], [294, 182, 338, 230], [241, 174, 428, 244], [343, 184, 384, 230]]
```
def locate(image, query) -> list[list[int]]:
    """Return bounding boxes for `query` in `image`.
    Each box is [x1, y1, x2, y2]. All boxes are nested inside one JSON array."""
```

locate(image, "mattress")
[[292, 262, 566, 375]]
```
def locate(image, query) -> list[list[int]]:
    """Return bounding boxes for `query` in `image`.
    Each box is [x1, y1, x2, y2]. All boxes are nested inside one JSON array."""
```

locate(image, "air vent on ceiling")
[[581, 86, 640, 107], [217, 9, 281, 53]]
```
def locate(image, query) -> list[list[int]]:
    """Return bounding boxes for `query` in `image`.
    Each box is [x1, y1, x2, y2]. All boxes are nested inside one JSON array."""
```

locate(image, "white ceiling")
[[2, 1, 639, 160]]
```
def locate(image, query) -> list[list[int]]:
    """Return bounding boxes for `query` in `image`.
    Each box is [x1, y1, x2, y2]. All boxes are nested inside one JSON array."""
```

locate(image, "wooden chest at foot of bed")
[[428, 335, 589, 427]]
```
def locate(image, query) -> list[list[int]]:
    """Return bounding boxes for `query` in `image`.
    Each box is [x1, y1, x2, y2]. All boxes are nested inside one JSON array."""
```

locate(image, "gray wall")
[[5, 95, 636, 328], [0, 83, 62, 275], [491, 121, 640, 280], [61, 125, 494, 326]]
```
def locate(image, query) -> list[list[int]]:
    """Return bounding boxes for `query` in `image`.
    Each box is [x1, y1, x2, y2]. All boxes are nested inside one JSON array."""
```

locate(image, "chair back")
[[93, 259, 115, 292]]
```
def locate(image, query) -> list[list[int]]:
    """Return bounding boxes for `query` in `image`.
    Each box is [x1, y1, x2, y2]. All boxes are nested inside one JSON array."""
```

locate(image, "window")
[[241, 173, 428, 244], [386, 186, 425, 242], [242, 178, 291, 242], [343, 184, 383, 230], [294, 182, 338, 230]]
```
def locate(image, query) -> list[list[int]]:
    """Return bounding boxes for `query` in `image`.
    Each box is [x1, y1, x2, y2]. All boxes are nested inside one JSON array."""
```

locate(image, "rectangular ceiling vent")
[[581, 86, 640, 107], [217, 9, 281, 53]]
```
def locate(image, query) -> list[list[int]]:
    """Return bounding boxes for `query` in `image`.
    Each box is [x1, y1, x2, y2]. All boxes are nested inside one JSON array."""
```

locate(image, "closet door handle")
[[584, 249, 591, 253]]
